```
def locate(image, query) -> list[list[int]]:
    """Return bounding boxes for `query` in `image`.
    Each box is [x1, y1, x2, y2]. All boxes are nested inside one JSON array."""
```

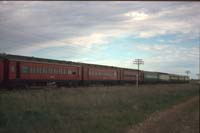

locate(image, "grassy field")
[[0, 84, 199, 133]]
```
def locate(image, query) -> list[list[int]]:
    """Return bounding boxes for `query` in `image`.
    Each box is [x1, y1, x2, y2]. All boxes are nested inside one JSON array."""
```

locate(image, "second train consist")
[[0, 54, 189, 89]]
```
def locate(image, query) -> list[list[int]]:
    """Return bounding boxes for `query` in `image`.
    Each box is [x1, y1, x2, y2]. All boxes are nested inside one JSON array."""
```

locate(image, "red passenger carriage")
[[0, 53, 188, 89], [82, 64, 120, 85], [1, 54, 82, 88], [120, 68, 144, 84]]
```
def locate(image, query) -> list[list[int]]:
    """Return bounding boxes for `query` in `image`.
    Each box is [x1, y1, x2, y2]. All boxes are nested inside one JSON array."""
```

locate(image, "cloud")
[[1, 1, 199, 53], [134, 44, 198, 77], [67, 32, 111, 47], [134, 43, 197, 63], [135, 44, 169, 51], [124, 11, 149, 21]]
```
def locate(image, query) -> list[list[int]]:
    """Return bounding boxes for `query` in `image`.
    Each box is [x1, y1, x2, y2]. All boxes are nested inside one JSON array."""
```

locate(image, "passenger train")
[[0, 54, 189, 89]]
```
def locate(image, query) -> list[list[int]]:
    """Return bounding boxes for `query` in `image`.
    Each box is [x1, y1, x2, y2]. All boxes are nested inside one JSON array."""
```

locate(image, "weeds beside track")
[[0, 84, 199, 133]]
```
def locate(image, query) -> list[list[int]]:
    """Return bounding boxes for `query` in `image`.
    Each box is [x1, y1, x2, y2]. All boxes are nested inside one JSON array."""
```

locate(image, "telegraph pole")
[[133, 59, 144, 88], [198, 31, 200, 85], [198, 32, 200, 85]]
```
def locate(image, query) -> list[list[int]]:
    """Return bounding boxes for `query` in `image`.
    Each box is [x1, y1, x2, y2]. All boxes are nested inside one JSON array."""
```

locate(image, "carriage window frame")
[[72, 70, 76, 75], [64, 69, 67, 75], [30, 67, 33, 73], [11, 66, 15, 73], [32, 67, 36, 73], [68, 70, 72, 75], [49, 68, 52, 74], [39, 67, 42, 74], [42, 67, 47, 74], [21, 66, 29, 73], [59, 68, 62, 75]]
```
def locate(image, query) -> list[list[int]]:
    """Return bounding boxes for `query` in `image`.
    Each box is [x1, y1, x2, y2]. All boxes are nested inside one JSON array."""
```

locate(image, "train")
[[0, 53, 189, 89]]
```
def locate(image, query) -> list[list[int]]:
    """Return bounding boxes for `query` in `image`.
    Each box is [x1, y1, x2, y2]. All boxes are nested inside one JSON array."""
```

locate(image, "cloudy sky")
[[0, 1, 199, 78]]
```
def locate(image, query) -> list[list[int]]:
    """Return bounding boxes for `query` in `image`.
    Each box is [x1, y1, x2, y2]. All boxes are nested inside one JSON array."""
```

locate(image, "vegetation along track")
[[128, 95, 199, 133], [0, 84, 199, 133]]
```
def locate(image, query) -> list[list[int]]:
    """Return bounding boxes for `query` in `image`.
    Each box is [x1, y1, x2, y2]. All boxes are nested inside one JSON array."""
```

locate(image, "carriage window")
[[56, 69, 59, 74], [48, 68, 52, 74], [72, 71, 76, 75], [89, 70, 91, 76], [32, 67, 35, 73], [105, 72, 107, 76], [47, 68, 50, 73], [68, 70, 72, 75], [64, 69, 67, 74], [48, 68, 51, 74], [58, 69, 61, 74], [36, 67, 40, 73], [48, 68, 53, 74], [30, 67, 33, 73], [43, 67, 47, 74], [45, 68, 48, 74], [37, 67, 40, 73], [47, 68, 50, 74], [103, 72, 106, 76], [59, 69, 62, 74], [41, 67, 44, 73], [11, 66, 15, 72], [92, 71, 95, 76], [62, 69, 65, 74], [21, 66, 29, 73], [114, 72, 117, 77], [32, 67, 36, 73], [93, 71, 95, 76], [39, 67, 42, 74], [40, 68, 43, 73]]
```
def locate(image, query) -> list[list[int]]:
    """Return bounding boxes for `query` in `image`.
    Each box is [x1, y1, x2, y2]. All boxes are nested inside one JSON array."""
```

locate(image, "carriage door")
[[16, 62, 20, 79]]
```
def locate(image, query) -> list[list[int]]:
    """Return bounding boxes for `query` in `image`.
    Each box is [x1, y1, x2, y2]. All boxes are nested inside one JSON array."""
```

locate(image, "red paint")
[[83, 65, 119, 81], [0, 60, 4, 81], [8, 61, 17, 80], [0, 54, 145, 85], [19, 61, 82, 80], [121, 69, 143, 81]]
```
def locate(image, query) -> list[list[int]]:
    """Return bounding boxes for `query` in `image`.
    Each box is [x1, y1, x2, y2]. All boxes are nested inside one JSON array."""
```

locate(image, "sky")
[[0, 1, 199, 79]]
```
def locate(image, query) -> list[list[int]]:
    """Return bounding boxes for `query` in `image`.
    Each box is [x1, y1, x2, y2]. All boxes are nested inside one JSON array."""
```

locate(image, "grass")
[[0, 84, 199, 133]]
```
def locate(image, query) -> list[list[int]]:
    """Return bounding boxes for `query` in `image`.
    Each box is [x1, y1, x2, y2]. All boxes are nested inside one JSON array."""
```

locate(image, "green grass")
[[0, 84, 199, 133]]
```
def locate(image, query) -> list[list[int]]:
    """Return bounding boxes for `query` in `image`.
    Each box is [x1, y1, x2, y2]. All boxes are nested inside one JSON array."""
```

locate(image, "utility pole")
[[199, 31, 200, 81], [133, 59, 144, 88], [198, 31, 200, 85]]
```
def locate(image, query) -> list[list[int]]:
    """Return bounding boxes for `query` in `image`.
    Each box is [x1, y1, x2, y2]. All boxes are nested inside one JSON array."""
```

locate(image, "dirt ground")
[[128, 96, 199, 133]]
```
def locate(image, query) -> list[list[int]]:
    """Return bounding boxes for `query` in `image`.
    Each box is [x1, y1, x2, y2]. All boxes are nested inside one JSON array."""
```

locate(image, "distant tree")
[[185, 70, 191, 76]]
